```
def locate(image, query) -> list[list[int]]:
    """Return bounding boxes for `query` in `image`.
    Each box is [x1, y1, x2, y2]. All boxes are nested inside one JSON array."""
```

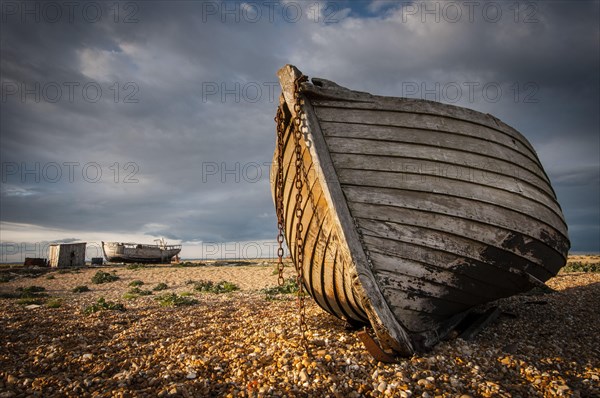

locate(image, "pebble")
[[502, 343, 518, 353], [0, 264, 598, 397], [299, 369, 309, 383]]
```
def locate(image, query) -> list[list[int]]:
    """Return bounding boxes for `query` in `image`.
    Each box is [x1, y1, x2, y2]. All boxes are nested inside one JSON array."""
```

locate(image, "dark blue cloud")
[[1, 0, 598, 253]]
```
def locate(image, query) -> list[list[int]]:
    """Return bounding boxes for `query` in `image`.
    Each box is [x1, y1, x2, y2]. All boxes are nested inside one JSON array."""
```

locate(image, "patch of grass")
[[153, 282, 168, 291], [123, 287, 153, 299], [261, 277, 299, 297], [126, 263, 146, 270], [261, 278, 302, 301], [131, 287, 151, 295], [0, 274, 13, 283], [128, 280, 144, 287], [180, 291, 194, 297], [561, 262, 600, 273], [213, 261, 248, 267], [133, 288, 152, 295], [46, 275, 56, 280], [84, 297, 125, 315], [193, 280, 239, 294], [72, 285, 90, 293], [13, 286, 49, 301], [46, 298, 62, 308], [17, 297, 45, 305], [0, 286, 48, 301], [91, 271, 119, 284], [154, 293, 198, 307], [173, 261, 205, 268], [16, 286, 46, 294]]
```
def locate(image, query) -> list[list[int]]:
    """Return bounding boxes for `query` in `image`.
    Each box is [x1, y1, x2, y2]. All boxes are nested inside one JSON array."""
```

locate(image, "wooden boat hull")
[[102, 242, 182, 264], [271, 65, 569, 356]]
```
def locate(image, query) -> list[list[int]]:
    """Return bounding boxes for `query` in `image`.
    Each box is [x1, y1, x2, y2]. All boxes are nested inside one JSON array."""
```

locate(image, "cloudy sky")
[[1, 0, 598, 261]]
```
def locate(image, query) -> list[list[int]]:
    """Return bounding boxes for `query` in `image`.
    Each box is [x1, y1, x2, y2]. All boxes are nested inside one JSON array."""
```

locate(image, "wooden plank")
[[374, 268, 485, 307], [357, 329, 397, 363], [384, 291, 469, 322], [283, 143, 319, 261], [358, 218, 553, 282], [334, 249, 369, 322], [324, 133, 550, 190], [344, 185, 569, 254], [301, 140, 371, 323], [329, 142, 550, 201], [338, 168, 567, 236], [312, 226, 339, 316], [306, 91, 539, 161], [277, 65, 303, 118], [367, 250, 512, 299], [363, 237, 533, 294], [327, 248, 362, 322], [277, 67, 380, 326], [313, 102, 541, 167], [458, 307, 501, 341], [281, 123, 352, 321], [320, 120, 540, 168], [331, 152, 555, 200], [349, 201, 565, 276], [301, 187, 330, 313], [298, 88, 416, 355], [337, 164, 562, 223]]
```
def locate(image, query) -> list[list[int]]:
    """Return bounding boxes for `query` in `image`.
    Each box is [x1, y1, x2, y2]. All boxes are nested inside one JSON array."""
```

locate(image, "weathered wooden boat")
[[270, 65, 569, 357], [102, 239, 182, 264]]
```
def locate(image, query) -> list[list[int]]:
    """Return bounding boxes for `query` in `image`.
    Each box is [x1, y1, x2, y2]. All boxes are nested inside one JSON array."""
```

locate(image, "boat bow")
[[271, 65, 569, 357]]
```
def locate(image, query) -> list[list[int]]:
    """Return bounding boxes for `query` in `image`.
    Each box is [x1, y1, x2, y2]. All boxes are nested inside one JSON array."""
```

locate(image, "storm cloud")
[[1, 0, 598, 260]]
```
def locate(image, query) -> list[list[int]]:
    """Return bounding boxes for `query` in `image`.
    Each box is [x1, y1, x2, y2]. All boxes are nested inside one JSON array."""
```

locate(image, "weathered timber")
[[458, 307, 502, 341], [271, 65, 570, 357], [102, 240, 181, 264]]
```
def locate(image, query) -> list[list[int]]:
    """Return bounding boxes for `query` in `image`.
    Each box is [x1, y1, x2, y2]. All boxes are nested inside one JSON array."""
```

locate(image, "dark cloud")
[[1, 1, 598, 253]]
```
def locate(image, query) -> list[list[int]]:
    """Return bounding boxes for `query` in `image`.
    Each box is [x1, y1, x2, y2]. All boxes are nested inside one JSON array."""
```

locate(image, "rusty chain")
[[274, 74, 310, 353], [292, 74, 309, 352], [274, 106, 286, 286]]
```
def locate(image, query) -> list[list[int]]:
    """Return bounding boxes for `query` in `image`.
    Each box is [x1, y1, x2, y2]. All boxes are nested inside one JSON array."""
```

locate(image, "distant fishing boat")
[[270, 65, 569, 357], [102, 239, 182, 264]]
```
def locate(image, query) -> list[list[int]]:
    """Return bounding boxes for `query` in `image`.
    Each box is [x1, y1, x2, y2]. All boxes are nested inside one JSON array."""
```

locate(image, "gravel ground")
[[0, 260, 598, 397]]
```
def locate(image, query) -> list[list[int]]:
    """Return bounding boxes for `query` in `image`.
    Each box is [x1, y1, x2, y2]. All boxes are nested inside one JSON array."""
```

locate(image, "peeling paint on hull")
[[102, 242, 181, 264], [271, 65, 570, 356]]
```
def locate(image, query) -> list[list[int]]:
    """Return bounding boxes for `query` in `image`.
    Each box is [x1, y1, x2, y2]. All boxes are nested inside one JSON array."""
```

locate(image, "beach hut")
[[48, 243, 86, 268]]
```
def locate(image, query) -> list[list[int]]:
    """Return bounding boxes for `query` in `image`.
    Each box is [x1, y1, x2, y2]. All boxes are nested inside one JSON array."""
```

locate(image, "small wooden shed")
[[48, 243, 86, 268]]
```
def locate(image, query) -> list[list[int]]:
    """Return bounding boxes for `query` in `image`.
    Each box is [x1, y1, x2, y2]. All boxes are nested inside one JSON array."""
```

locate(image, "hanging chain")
[[274, 74, 310, 352], [274, 106, 286, 286], [292, 75, 309, 352]]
